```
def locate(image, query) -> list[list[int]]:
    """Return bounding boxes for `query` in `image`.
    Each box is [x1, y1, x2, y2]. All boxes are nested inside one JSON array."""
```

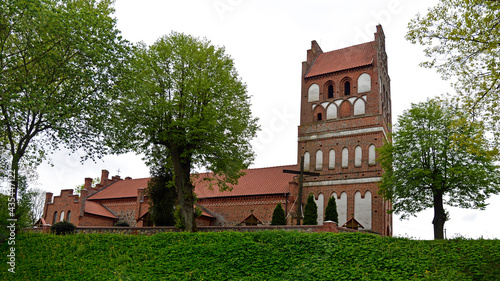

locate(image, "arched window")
[[328, 85, 334, 99], [329, 149, 335, 169], [344, 81, 351, 95], [308, 84, 320, 102], [53, 211, 58, 224], [342, 148, 349, 168], [303, 152, 311, 172], [60, 211, 65, 222], [355, 146, 362, 167], [315, 150, 323, 171], [67, 211, 72, 222], [369, 145, 376, 165]]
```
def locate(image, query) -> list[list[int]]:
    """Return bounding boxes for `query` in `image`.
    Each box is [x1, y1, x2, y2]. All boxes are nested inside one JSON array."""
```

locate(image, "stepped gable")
[[194, 164, 297, 199], [305, 41, 375, 78], [87, 178, 150, 200], [84, 201, 117, 219]]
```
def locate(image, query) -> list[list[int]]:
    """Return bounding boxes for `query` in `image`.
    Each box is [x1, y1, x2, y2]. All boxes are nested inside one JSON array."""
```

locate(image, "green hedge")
[[1, 231, 499, 280]]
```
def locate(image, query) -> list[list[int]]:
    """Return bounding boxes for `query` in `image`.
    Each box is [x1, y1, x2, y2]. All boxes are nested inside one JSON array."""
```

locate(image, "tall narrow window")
[[342, 148, 349, 168], [329, 149, 335, 169], [315, 150, 323, 171], [369, 145, 376, 165], [355, 146, 362, 167], [60, 211, 65, 222], [344, 81, 351, 95], [317, 113, 322, 121], [328, 85, 334, 98], [53, 211, 58, 224], [304, 152, 310, 172], [67, 211, 72, 222]]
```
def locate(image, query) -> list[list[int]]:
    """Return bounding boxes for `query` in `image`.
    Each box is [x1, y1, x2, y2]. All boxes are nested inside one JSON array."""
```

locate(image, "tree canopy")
[[114, 32, 259, 231], [271, 203, 286, 225], [406, 0, 500, 144], [324, 196, 339, 223], [0, 0, 130, 212], [378, 99, 500, 239], [303, 194, 318, 225]]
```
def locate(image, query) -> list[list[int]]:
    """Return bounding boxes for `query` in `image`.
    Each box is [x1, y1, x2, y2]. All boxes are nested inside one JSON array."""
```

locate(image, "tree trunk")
[[171, 146, 197, 232], [432, 189, 446, 240]]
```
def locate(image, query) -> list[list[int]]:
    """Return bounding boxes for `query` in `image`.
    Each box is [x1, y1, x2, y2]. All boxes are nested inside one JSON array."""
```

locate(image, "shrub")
[[302, 194, 318, 225], [50, 221, 76, 235], [271, 203, 286, 225], [115, 221, 130, 227], [324, 196, 339, 223]]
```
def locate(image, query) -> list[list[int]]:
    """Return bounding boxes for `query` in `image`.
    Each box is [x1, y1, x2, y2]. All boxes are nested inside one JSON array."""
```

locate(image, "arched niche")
[[308, 84, 320, 102], [315, 150, 323, 171], [354, 191, 372, 230], [314, 193, 325, 225], [354, 146, 362, 167], [358, 73, 371, 93], [303, 152, 310, 172], [353, 98, 366, 116], [328, 149, 335, 169], [332, 192, 347, 226], [326, 104, 337, 120], [369, 144, 376, 165]]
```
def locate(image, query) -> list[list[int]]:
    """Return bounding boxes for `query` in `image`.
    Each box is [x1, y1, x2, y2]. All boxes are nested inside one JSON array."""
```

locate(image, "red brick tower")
[[297, 25, 392, 236]]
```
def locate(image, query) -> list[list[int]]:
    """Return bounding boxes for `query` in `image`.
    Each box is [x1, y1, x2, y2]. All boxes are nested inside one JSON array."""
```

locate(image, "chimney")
[[125, 177, 132, 180], [101, 170, 109, 185], [80, 189, 88, 217], [84, 178, 92, 190], [43, 192, 53, 219]]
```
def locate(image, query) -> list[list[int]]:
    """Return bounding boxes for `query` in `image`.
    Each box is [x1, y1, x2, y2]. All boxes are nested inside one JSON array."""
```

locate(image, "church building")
[[41, 25, 392, 236]]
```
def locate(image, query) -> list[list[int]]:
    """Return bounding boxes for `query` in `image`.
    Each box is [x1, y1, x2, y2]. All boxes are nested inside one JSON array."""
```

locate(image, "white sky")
[[33, 0, 499, 239]]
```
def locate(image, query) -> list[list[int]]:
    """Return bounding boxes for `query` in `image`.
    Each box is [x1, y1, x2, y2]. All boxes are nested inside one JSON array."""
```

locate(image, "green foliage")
[[145, 157, 177, 226], [50, 221, 76, 235], [406, 0, 500, 146], [113, 32, 259, 231], [114, 221, 130, 227], [271, 203, 286, 225], [3, 231, 500, 280], [325, 196, 339, 223], [0, 0, 130, 215], [378, 99, 500, 239], [174, 207, 185, 231], [303, 194, 318, 225]]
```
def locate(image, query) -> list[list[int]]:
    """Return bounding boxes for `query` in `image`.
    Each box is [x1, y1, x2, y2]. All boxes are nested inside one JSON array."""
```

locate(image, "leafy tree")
[[271, 203, 286, 225], [303, 194, 318, 225], [113, 32, 258, 232], [145, 153, 177, 226], [406, 0, 500, 145], [26, 187, 46, 225], [324, 196, 339, 223], [378, 99, 500, 239], [0, 0, 130, 218]]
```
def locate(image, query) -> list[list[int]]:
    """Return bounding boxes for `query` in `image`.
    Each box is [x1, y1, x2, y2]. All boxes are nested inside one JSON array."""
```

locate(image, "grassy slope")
[[1, 231, 499, 280]]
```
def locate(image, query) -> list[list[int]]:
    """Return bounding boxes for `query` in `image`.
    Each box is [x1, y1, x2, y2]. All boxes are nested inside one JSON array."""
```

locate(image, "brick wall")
[[198, 194, 293, 226]]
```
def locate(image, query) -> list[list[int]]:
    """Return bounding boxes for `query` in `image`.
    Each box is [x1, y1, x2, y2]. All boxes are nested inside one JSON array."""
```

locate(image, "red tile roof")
[[193, 165, 297, 199], [87, 178, 150, 200], [305, 41, 375, 78], [85, 201, 117, 219], [86, 165, 297, 201]]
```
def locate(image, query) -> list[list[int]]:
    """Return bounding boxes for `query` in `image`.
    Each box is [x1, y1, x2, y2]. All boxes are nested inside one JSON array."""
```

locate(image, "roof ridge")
[[321, 40, 375, 55]]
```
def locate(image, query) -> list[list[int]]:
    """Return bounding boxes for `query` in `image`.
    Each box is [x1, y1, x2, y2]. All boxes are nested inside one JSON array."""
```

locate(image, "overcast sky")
[[33, 0, 499, 239]]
